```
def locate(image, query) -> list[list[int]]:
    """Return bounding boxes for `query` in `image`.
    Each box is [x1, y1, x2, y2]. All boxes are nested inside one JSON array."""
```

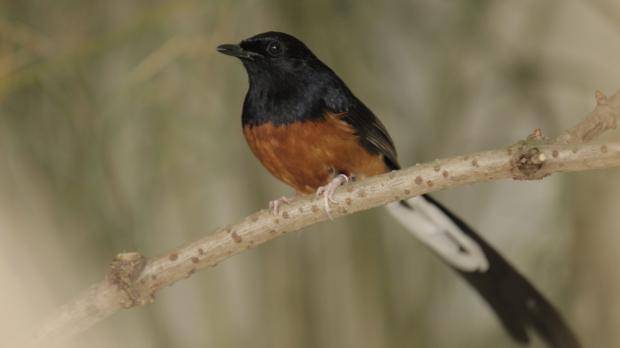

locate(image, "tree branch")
[[555, 90, 619, 144], [28, 90, 620, 346]]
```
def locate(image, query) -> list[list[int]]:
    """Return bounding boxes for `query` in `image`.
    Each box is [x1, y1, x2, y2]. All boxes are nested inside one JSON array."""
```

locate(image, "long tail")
[[387, 194, 580, 348]]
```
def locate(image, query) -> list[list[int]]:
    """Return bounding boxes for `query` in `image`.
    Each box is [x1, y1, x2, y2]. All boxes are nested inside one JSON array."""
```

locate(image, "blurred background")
[[1, 0, 620, 347]]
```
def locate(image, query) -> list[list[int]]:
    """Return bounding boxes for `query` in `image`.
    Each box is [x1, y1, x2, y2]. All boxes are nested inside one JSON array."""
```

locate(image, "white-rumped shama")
[[217, 31, 580, 348]]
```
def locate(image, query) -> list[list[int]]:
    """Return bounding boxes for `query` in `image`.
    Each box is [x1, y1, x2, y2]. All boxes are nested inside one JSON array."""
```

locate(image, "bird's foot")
[[316, 174, 351, 220], [269, 196, 291, 215]]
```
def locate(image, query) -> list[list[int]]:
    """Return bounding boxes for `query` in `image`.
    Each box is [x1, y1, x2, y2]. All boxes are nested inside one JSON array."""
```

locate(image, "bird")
[[217, 31, 580, 348]]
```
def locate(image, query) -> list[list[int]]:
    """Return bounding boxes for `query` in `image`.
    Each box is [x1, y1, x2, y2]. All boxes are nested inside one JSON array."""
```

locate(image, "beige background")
[[1, 0, 620, 347]]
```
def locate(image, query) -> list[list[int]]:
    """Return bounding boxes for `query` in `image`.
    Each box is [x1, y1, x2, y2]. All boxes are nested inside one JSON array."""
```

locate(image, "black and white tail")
[[387, 194, 580, 348]]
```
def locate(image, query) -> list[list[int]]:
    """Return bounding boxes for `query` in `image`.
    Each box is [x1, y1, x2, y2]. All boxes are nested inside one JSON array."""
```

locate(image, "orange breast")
[[243, 113, 388, 193]]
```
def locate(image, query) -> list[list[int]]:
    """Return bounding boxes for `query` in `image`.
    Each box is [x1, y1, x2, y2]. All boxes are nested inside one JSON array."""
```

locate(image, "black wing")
[[316, 63, 399, 170], [336, 97, 400, 170]]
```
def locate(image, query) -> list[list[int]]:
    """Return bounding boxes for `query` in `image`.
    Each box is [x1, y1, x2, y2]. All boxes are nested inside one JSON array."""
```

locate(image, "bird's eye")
[[266, 40, 282, 56]]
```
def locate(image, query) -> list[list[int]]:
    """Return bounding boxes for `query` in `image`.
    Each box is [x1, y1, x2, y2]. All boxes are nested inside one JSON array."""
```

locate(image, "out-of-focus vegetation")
[[1, 0, 620, 347]]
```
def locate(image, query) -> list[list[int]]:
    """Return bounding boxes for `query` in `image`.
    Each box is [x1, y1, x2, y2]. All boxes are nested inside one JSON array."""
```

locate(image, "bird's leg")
[[315, 174, 351, 220], [269, 196, 291, 215]]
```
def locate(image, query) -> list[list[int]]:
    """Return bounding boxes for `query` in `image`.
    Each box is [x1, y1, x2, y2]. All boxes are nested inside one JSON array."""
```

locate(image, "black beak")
[[216, 44, 263, 60]]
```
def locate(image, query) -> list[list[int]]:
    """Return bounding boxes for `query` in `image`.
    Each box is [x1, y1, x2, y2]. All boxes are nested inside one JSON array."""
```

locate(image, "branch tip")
[[528, 128, 545, 141], [595, 90, 607, 105]]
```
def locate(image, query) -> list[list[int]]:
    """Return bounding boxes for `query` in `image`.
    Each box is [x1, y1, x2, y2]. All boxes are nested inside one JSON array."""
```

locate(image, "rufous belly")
[[243, 114, 387, 193]]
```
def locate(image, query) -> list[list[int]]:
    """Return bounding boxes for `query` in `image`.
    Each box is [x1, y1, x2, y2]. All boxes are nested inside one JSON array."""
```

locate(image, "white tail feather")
[[386, 196, 489, 272]]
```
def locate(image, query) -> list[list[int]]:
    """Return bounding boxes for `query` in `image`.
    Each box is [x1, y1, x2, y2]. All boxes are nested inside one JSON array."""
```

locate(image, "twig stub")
[[107, 252, 149, 308]]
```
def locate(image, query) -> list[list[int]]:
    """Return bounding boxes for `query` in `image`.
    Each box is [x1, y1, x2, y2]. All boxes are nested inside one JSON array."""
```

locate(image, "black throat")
[[241, 59, 353, 127]]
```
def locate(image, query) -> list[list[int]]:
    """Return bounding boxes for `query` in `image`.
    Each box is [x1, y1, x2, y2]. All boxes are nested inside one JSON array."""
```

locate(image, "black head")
[[217, 31, 321, 76], [217, 31, 354, 126]]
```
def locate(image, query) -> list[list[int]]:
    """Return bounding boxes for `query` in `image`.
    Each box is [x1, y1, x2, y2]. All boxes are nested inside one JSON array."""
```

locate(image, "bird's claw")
[[315, 174, 350, 220]]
